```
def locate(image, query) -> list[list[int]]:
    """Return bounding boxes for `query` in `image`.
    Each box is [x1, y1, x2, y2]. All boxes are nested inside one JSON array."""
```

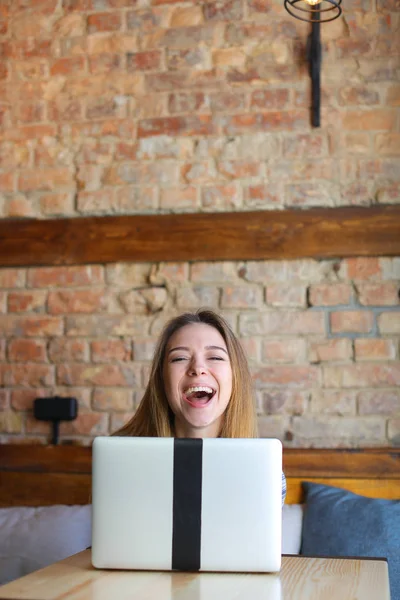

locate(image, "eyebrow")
[[168, 345, 228, 355]]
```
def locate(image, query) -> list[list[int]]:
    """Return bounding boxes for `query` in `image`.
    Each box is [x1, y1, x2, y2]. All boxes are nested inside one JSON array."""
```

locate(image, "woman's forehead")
[[166, 322, 227, 350]]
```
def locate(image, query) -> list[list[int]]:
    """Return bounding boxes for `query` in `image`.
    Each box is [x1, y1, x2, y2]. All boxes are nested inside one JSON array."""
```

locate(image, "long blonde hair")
[[114, 309, 258, 438]]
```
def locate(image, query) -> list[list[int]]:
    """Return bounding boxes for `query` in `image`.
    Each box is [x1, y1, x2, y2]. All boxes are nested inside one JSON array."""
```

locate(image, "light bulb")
[[303, 0, 323, 5]]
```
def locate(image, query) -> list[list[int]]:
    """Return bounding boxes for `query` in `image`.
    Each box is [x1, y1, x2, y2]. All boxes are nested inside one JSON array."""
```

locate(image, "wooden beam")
[[1, 206, 400, 267]]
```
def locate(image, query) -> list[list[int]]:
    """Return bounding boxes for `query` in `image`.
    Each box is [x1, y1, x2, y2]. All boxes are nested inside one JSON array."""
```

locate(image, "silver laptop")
[[91, 436, 282, 573]]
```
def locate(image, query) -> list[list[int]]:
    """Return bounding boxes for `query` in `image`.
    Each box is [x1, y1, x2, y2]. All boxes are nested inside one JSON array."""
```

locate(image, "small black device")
[[34, 396, 78, 445]]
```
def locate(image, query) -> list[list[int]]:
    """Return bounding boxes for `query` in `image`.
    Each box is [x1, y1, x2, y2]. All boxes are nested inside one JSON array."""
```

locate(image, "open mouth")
[[183, 386, 216, 408]]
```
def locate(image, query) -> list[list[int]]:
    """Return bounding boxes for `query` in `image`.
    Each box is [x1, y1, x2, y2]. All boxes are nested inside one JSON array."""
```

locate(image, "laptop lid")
[[91, 436, 282, 573]]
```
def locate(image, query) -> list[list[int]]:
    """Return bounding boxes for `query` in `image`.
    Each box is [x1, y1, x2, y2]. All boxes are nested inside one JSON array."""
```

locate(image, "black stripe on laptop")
[[172, 438, 203, 571]]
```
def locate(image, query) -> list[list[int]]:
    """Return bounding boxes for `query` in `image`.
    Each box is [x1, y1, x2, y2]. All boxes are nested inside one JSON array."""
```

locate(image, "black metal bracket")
[[306, 12, 322, 128]]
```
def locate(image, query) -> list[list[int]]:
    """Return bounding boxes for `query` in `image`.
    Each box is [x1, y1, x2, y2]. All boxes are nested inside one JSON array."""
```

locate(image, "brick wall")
[[0, 1, 399, 446]]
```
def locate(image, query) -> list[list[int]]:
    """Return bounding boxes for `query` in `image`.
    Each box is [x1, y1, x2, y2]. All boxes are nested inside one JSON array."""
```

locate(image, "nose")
[[187, 356, 207, 376]]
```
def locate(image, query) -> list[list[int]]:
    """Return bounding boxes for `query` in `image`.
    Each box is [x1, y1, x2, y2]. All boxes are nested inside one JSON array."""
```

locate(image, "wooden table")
[[0, 550, 391, 600]]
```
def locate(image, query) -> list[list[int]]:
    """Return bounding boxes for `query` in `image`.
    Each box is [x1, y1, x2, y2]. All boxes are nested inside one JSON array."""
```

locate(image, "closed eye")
[[170, 356, 188, 363]]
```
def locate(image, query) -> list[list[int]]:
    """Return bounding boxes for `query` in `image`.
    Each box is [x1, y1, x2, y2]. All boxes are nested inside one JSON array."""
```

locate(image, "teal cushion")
[[300, 482, 400, 600]]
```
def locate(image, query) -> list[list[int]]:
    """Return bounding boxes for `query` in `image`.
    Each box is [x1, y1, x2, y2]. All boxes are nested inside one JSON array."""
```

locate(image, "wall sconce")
[[284, 0, 342, 127]]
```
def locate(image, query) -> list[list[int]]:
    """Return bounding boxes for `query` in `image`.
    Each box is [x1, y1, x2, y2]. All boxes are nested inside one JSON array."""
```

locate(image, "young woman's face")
[[163, 323, 233, 438]]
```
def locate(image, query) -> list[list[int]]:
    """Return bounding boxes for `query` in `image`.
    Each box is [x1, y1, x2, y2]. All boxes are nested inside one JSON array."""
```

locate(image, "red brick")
[[240, 311, 325, 336], [0, 389, 9, 410], [201, 185, 242, 210], [8, 339, 47, 363], [283, 134, 326, 159], [0, 411, 24, 434], [340, 258, 383, 281], [168, 47, 209, 70], [2, 124, 57, 143], [40, 193, 75, 216], [342, 132, 371, 155], [105, 264, 151, 286], [358, 390, 400, 415], [324, 364, 400, 388], [48, 339, 89, 363], [132, 339, 157, 361], [50, 56, 86, 76], [291, 415, 386, 445], [310, 390, 357, 415], [114, 186, 157, 212], [259, 391, 308, 415], [0, 316, 63, 337], [160, 187, 198, 209], [219, 111, 308, 135], [309, 284, 352, 306], [91, 340, 131, 362], [57, 364, 141, 386], [250, 89, 290, 110], [88, 53, 122, 74], [330, 310, 374, 334], [168, 92, 207, 114], [386, 84, 400, 106], [7, 291, 47, 313], [355, 339, 396, 361], [53, 387, 92, 409], [203, 0, 243, 20], [375, 133, 400, 156], [59, 412, 109, 436], [266, 285, 306, 307], [181, 162, 219, 184], [67, 119, 135, 139], [127, 51, 163, 73], [126, 8, 168, 32], [86, 97, 127, 120], [342, 109, 397, 131], [93, 389, 134, 411], [237, 337, 260, 363], [4, 364, 55, 387], [261, 339, 307, 364], [87, 33, 138, 55], [376, 183, 400, 204], [243, 184, 281, 208], [336, 39, 372, 59], [190, 261, 239, 283], [337, 86, 379, 106], [377, 312, 400, 334], [356, 283, 399, 306], [28, 266, 104, 288], [48, 289, 109, 314], [16, 101, 46, 124], [138, 115, 214, 138], [285, 182, 339, 207], [66, 315, 148, 337], [221, 285, 263, 309], [18, 168, 74, 192], [309, 339, 353, 363], [0, 269, 25, 288], [65, 0, 134, 9], [217, 160, 261, 179], [0, 171, 15, 193], [175, 285, 220, 310], [170, 5, 204, 26], [110, 412, 135, 432], [253, 366, 319, 388], [7, 39, 52, 60], [87, 12, 122, 33]]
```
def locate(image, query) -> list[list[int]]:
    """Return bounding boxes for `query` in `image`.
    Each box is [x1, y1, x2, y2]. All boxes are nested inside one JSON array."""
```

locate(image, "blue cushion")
[[300, 482, 400, 600]]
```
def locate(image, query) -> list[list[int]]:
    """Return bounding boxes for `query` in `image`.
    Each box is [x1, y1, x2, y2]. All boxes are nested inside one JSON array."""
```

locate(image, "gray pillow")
[[0, 505, 91, 585], [300, 482, 400, 600]]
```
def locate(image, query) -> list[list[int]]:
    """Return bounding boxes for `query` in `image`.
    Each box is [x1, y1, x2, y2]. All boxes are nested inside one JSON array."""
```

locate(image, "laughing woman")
[[114, 309, 286, 505]]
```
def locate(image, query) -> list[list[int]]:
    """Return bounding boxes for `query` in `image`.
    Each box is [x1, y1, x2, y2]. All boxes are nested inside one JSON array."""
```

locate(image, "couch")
[[1, 445, 399, 598]]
